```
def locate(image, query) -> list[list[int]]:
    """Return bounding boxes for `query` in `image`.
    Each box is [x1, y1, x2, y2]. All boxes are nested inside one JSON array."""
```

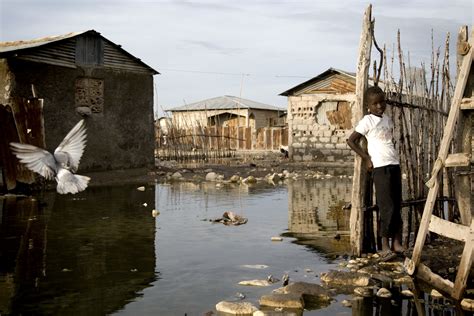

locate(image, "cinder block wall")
[[287, 94, 355, 163]]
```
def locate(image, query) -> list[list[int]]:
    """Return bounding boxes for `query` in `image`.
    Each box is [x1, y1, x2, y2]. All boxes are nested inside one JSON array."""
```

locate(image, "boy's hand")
[[366, 158, 373, 171]]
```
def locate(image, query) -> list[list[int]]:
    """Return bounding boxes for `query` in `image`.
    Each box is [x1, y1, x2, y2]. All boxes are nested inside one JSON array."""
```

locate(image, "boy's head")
[[365, 86, 386, 117]]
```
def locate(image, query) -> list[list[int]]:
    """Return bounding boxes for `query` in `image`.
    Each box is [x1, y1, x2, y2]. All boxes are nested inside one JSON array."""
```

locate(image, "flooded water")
[[0, 177, 465, 315]]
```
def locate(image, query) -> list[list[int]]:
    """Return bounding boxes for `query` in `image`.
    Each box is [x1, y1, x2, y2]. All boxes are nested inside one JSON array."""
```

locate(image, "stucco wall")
[[6, 59, 155, 171], [287, 93, 355, 163]]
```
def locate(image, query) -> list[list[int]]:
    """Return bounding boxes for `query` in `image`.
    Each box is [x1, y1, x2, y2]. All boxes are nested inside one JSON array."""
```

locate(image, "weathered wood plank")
[[452, 220, 474, 299], [416, 261, 454, 297], [428, 215, 469, 241], [350, 4, 373, 256], [445, 153, 471, 167]]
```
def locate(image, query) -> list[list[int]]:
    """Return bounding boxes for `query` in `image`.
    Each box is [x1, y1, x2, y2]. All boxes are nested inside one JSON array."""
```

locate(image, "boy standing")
[[347, 86, 404, 256]]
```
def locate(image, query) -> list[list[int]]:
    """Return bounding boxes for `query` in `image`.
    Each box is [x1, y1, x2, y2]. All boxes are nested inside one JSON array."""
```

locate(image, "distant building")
[[166, 95, 286, 129], [280, 68, 356, 163], [0, 30, 159, 171]]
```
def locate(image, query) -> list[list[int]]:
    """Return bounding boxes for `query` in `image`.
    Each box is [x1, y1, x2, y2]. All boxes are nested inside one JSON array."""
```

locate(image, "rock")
[[205, 172, 218, 181], [215, 301, 258, 314], [239, 279, 272, 286], [341, 299, 352, 307], [268, 173, 281, 182], [271, 237, 283, 242], [376, 287, 392, 298], [151, 209, 160, 217], [259, 293, 304, 309], [430, 289, 443, 298], [243, 176, 257, 183], [401, 289, 414, 297], [461, 298, 474, 311], [320, 270, 370, 287], [217, 174, 225, 181], [272, 281, 331, 308], [136, 186, 146, 191], [241, 264, 269, 269], [354, 287, 373, 297], [171, 172, 182, 179], [230, 175, 241, 183]]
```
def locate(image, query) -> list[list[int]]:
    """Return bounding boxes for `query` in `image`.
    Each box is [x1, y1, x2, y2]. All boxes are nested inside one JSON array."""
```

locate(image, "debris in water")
[[137, 186, 146, 191], [152, 209, 160, 217], [210, 211, 247, 226]]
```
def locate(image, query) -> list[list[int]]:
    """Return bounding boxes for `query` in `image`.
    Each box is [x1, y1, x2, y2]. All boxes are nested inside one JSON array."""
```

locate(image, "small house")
[[166, 95, 286, 129], [0, 30, 159, 174], [280, 68, 356, 163]]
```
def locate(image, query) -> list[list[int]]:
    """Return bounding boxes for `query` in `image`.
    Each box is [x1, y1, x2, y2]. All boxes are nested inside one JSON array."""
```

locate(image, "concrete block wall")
[[287, 94, 356, 163]]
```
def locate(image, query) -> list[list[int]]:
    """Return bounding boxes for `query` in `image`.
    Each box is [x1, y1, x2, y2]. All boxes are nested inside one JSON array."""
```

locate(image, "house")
[[0, 30, 159, 173], [280, 68, 357, 163], [166, 95, 286, 129]]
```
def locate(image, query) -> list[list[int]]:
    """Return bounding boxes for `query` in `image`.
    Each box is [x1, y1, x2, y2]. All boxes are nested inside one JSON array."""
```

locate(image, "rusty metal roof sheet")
[[167, 95, 286, 112]]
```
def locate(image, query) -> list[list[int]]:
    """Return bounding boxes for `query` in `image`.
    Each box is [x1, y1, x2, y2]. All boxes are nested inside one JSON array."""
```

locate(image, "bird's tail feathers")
[[56, 169, 90, 194]]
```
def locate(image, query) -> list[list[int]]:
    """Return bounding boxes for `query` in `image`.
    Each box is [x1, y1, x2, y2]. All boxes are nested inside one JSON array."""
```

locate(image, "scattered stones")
[[229, 175, 241, 183], [205, 172, 218, 181], [259, 293, 304, 309], [239, 279, 272, 286], [243, 176, 257, 184], [253, 310, 298, 316], [341, 299, 352, 307], [376, 287, 392, 298], [320, 270, 370, 288], [171, 172, 183, 179], [215, 301, 258, 314], [271, 281, 332, 309], [430, 289, 443, 298], [401, 289, 414, 297], [241, 264, 269, 269], [354, 287, 373, 297], [461, 298, 474, 311]]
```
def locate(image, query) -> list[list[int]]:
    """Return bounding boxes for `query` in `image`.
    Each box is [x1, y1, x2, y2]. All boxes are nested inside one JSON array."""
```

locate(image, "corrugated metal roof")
[[0, 31, 87, 53], [167, 95, 285, 112], [279, 68, 355, 96], [0, 30, 159, 75]]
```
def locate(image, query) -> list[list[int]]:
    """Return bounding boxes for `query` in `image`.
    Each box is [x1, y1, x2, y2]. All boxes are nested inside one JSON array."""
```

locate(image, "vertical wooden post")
[[350, 4, 373, 256], [455, 25, 472, 225]]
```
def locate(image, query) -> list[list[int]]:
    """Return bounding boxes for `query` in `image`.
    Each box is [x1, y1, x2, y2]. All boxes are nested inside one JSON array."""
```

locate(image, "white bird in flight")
[[10, 119, 90, 194]]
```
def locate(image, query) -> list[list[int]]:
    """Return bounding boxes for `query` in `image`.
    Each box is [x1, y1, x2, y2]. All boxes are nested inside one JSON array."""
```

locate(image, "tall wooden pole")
[[350, 4, 373, 256]]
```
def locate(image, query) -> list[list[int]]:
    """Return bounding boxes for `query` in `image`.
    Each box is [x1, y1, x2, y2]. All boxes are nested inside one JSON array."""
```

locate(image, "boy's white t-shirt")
[[354, 114, 399, 168]]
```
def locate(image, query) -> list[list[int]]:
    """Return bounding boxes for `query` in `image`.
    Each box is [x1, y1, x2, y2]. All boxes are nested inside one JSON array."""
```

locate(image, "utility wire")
[[159, 68, 311, 79]]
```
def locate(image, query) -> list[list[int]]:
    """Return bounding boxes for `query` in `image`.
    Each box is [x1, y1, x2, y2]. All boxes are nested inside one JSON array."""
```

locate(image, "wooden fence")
[[155, 126, 288, 161]]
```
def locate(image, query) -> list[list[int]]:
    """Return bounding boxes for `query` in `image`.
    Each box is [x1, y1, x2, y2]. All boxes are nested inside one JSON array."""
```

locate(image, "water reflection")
[[0, 185, 156, 315], [285, 177, 352, 257], [0, 178, 467, 315]]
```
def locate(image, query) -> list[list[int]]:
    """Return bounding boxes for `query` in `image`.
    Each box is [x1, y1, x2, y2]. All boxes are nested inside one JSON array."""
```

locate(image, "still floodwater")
[[4, 176, 455, 315]]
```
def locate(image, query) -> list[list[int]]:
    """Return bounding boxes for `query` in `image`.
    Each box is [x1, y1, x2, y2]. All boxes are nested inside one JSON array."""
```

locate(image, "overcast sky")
[[1, 0, 472, 117]]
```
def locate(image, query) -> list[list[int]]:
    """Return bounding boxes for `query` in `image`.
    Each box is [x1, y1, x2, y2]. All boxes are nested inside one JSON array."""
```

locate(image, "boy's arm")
[[346, 131, 373, 171]]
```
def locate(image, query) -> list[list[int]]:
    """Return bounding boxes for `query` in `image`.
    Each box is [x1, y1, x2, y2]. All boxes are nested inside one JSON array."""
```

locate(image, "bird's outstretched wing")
[[54, 119, 87, 172], [10, 142, 57, 180]]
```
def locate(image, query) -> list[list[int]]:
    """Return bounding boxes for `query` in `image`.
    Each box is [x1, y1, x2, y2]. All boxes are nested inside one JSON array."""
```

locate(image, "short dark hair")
[[365, 86, 385, 100]]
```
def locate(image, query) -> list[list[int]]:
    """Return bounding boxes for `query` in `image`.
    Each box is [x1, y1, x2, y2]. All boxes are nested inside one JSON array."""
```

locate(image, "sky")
[[1, 0, 472, 118]]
